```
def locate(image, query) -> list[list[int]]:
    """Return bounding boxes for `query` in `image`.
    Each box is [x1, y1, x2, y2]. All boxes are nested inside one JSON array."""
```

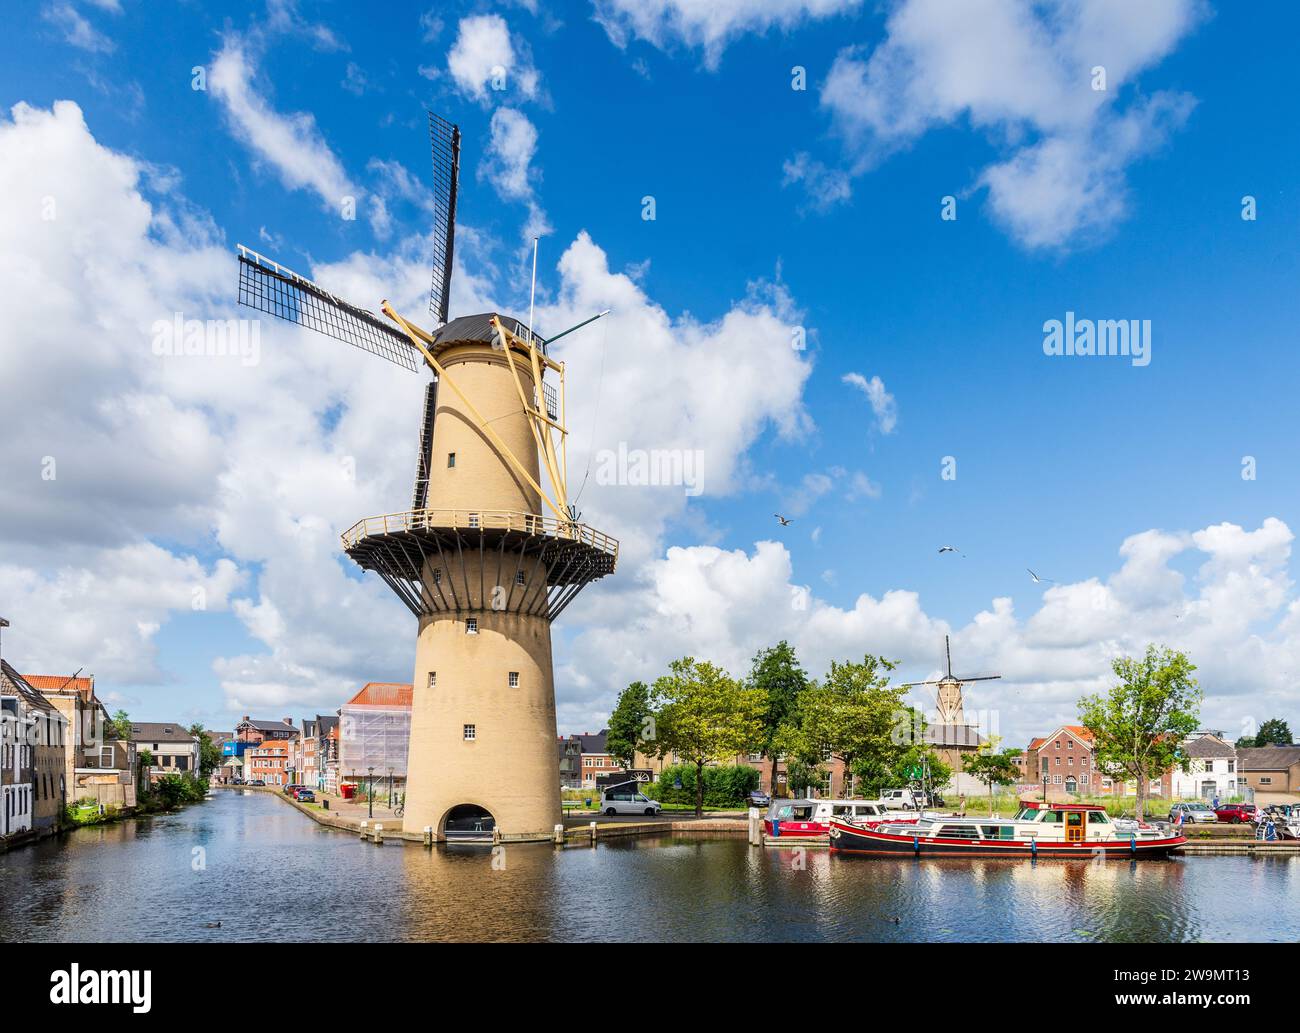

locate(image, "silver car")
[[1169, 802, 1218, 823]]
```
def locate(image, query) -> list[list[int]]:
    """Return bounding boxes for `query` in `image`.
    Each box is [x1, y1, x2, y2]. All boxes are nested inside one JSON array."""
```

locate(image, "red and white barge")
[[829, 800, 1185, 858]]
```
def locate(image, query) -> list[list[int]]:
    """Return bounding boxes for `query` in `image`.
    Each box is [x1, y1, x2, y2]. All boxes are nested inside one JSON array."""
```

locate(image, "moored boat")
[[829, 800, 1185, 858], [765, 798, 917, 838]]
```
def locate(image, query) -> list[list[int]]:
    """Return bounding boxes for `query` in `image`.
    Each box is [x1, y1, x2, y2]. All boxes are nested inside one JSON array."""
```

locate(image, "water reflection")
[[0, 792, 1297, 943]]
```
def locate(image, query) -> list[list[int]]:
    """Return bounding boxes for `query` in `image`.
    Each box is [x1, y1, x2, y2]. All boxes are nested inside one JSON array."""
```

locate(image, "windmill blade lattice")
[[427, 111, 461, 327], [237, 246, 422, 373]]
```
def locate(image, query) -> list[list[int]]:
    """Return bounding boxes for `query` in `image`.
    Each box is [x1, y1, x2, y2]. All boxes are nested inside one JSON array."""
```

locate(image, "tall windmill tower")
[[236, 113, 617, 841]]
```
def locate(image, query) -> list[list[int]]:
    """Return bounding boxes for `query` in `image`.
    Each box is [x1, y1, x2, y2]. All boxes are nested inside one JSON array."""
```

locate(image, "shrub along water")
[[648, 764, 759, 809]]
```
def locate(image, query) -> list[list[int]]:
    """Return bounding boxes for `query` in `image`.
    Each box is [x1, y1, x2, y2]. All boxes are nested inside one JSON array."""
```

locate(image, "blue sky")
[[2, 1, 1298, 744]]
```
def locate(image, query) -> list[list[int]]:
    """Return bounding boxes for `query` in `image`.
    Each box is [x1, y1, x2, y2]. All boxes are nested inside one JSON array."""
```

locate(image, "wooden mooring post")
[[423, 825, 434, 847], [748, 807, 762, 846], [553, 824, 564, 845], [590, 821, 598, 846]]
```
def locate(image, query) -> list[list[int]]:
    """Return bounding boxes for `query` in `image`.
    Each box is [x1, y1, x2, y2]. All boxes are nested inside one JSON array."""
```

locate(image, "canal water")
[[1, 790, 1296, 942]]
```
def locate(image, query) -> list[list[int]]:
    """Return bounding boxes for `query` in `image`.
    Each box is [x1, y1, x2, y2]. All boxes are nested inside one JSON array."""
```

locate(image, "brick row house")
[[1018, 725, 1173, 798], [290, 715, 338, 790]]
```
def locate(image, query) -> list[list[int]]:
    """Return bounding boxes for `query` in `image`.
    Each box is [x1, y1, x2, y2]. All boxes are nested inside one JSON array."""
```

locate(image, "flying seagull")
[[1027, 568, 1054, 584], [938, 545, 963, 556], [774, 514, 792, 526]]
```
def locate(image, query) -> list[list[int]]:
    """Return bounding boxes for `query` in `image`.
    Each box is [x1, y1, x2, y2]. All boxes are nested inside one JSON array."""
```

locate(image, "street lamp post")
[[368, 766, 374, 819]]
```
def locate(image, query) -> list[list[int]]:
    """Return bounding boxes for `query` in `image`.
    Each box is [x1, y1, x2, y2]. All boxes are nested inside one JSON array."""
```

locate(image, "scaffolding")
[[338, 703, 411, 781]]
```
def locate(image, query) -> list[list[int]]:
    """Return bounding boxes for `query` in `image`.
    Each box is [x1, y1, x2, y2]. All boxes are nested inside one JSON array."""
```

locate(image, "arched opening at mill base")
[[442, 804, 496, 841]]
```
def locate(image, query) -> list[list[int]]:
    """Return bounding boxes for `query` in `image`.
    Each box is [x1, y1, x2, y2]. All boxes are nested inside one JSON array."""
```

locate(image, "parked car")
[[1169, 802, 1218, 824], [283, 783, 308, 796], [230, 777, 245, 786], [249, 779, 266, 786], [295, 790, 316, 803], [881, 788, 925, 810], [1214, 803, 1257, 824], [746, 790, 772, 809], [601, 787, 662, 816]]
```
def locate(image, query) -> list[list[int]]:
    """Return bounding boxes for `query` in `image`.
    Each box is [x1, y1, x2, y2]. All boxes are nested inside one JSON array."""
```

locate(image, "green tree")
[[605, 681, 652, 769], [794, 655, 908, 798], [189, 723, 222, 778], [962, 738, 1023, 815], [651, 658, 766, 816], [1078, 645, 1202, 821], [1254, 717, 1293, 747], [110, 709, 132, 740], [748, 641, 809, 800]]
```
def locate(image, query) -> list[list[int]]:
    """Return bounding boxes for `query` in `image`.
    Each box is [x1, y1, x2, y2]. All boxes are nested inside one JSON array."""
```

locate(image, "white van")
[[881, 788, 925, 810], [601, 785, 662, 816]]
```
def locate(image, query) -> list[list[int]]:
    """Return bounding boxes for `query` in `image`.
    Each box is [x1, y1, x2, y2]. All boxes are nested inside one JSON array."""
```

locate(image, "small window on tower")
[[428, 672, 437, 689], [432, 568, 442, 585], [463, 724, 476, 741], [508, 672, 519, 688], [447, 452, 456, 468], [515, 570, 526, 586], [466, 618, 478, 634]]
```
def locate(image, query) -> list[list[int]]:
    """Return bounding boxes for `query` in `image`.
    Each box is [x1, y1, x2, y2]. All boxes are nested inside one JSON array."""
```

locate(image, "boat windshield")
[[1014, 807, 1040, 820], [1088, 810, 1110, 824]]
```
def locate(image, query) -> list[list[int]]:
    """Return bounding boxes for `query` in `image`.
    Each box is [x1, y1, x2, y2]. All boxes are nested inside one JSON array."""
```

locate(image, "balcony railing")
[[341, 508, 618, 559]]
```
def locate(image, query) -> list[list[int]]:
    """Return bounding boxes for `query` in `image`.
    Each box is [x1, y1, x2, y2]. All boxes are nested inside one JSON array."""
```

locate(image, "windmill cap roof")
[[432, 312, 537, 349]]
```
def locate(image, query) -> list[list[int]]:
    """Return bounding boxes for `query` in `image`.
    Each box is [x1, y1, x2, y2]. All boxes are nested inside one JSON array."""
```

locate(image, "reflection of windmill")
[[903, 635, 1001, 726], [235, 112, 617, 841]]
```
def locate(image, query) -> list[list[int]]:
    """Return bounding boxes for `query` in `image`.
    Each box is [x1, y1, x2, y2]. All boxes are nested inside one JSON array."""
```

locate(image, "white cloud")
[[592, 0, 862, 69], [842, 371, 897, 434], [558, 518, 1300, 744], [444, 14, 541, 104], [208, 40, 358, 216], [42, 2, 116, 53], [781, 152, 851, 211], [814, 0, 1206, 248], [0, 100, 814, 726]]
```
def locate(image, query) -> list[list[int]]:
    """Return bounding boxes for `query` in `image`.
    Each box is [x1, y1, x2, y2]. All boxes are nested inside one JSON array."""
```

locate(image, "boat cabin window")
[[773, 804, 815, 821], [1038, 810, 1063, 824], [981, 825, 1015, 840], [1087, 810, 1110, 824], [938, 824, 980, 840]]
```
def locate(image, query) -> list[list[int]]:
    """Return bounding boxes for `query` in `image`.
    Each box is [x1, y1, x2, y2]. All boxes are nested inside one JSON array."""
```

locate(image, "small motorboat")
[[829, 799, 1185, 858], [765, 798, 918, 838]]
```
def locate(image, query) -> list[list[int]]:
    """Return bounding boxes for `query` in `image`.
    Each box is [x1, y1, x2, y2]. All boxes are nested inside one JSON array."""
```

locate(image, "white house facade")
[[1172, 731, 1238, 800]]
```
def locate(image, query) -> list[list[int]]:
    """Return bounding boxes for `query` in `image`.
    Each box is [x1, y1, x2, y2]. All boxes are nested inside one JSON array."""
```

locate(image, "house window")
[[463, 724, 476, 741], [1053, 774, 1062, 784], [515, 571, 526, 586], [508, 672, 519, 688], [447, 453, 456, 468], [1227, 760, 1235, 773], [1068, 740, 1074, 750], [466, 618, 478, 634], [1260, 776, 1272, 785], [1055, 740, 1061, 749], [428, 672, 437, 689]]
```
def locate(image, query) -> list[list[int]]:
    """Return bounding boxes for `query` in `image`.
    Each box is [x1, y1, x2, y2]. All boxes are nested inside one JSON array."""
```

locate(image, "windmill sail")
[[427, 111, 461, 327], [411, 378, 438, 510], [237, 246, 422, 373]]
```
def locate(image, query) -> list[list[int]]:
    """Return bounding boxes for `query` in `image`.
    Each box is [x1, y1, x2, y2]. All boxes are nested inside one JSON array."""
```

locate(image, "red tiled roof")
[[23, 673, 94, 698], [345, 682, 413, 708]]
